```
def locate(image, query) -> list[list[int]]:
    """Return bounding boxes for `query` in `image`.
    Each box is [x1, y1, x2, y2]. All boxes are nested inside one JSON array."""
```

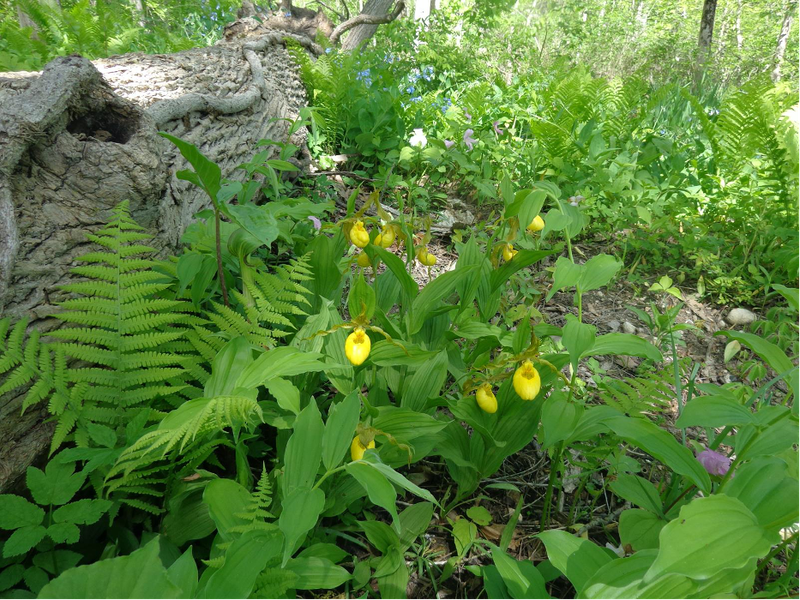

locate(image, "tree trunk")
[[341, 0, 396, 51], [0, 24, 318, 492], [698, 0, 717, 52], [736, 0, 743, 50], [772, 0, 796, 82]]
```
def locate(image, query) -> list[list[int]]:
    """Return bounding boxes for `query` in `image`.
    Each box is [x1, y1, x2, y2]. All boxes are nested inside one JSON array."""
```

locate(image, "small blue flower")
[[422, 66, 434, 81], [406, 86, 415, 95], [325, 47, 333, 54], [410, 96, 422, 103], [284, 10, 292, 16]]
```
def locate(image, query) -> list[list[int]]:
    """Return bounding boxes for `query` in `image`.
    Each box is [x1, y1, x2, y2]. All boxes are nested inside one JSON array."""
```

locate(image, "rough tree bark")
[[695, 0, 718, 84], [340, 0, 400, 51], [0, 21, 320, 491], [771, 0, 797, 82], [697, 0, 717, 53]]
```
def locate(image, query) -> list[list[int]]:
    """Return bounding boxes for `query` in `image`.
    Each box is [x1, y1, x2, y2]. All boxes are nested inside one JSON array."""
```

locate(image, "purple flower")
[[444, 139, 455, 149], [463, 129, 477, 151], [308, 216, 321, 230], [493, 120, 504, 136], [696, 449, 731, 476], [464, 109, 472, 121]]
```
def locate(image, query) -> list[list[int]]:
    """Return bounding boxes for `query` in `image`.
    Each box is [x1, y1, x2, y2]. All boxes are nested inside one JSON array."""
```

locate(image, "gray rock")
[[726, 308, 757, 326], [622, 321, 637, 335], [606, 319, 621, 332]]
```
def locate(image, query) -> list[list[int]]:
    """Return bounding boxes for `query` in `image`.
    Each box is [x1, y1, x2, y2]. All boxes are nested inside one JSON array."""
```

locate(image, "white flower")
[[409, 128, 427, 148]]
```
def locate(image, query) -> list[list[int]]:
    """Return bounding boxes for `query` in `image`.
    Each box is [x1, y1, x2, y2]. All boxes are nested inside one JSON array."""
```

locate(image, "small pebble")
[[622, 321, 637, 334]]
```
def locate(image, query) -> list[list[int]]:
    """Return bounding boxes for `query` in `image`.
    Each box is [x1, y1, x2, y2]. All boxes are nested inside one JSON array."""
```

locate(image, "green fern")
[[252, 564, 300, 598], [0, 202, 197, 454], [107, 394, 262, 485], [187, 255, 313, 354], [231, 465, 276, 531], [598, 359, 688, 417]]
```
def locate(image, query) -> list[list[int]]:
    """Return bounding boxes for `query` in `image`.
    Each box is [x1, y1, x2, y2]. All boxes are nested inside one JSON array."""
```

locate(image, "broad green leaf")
[[369, 340, 438, 366], [3, 525, 47, 557], [279, 488, 325, 564], [601, 414, 711, 493], [643, 495, 778, 583], [52, 499, 112, 525], [676, 395, 755, 428], [453, 518, 477, 558], [466, 506, 492, 526], [772, 284, 799, 311], [546, 256, 582, 301], [562, 315, 596, 371], [409, 267, 475, 335], [298, 543, 349, 563], [490, 250, 552, 294], [346, 462, 399, 529], [736, 413, 798, 461], [348, 272, 376, 321], [716, 330, 798, 401], [46, 522, 79, 544], [0, 564, 25, 592], [400, 351, 448, 411], [619, 509, 665, 550], [377, 556, 408, 598], [204, 337, 253, 397], [360, 520, 399, 553], [26, 460, 85, 506], [33, 550, 82, 575], [581, 551, 695, 599], [588, 334, 663, 362], [398, 502, 435, 550], [368, 246, 418, 301], [541, 392, 583, 449], [202, 479, 252, 541], [372, 407, 449, 442], [283, 401, 324, 497], [264, 378, 301, 415], [201, 529, 282, 599], [285, 557, 351, 590], [538, 530, 612, 594], [577, 254, 622, 293], [322, 391, 361, 471], [722, 457, 799, 532], [238, 347, 329, 389], [490, 546, 549, 599], [609, 475, 663, 515], [160, 133, 221, 202], [39, 537, 182, 599], [166, 548, 198, 599], [362, 459, 437, 504], [0, 495, 44, 529]]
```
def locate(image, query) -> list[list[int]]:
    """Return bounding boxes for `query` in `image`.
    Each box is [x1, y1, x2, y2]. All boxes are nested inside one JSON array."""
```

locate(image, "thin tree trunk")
[[736, 0, 743, 49], [698, 0, 717, 51], [772, 0, 796, 82], [696, 0, 718, 83], [340, 0, 396, 51], [133, 0, 146, 27]]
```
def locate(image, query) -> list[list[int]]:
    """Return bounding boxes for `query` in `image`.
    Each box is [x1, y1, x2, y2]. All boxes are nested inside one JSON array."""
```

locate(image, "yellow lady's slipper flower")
[[344, 327, 371, 365], [350, 220, 370, 248], [357, 252, 371, 268], [416, 247, 437, 266], [502, 244, 517, 262], [476, 383, 498, 414], [513, 360, 541, 400], [375, 227, 395, 248], [527, 215, 545, 233], [350, 436, 376, 461]]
